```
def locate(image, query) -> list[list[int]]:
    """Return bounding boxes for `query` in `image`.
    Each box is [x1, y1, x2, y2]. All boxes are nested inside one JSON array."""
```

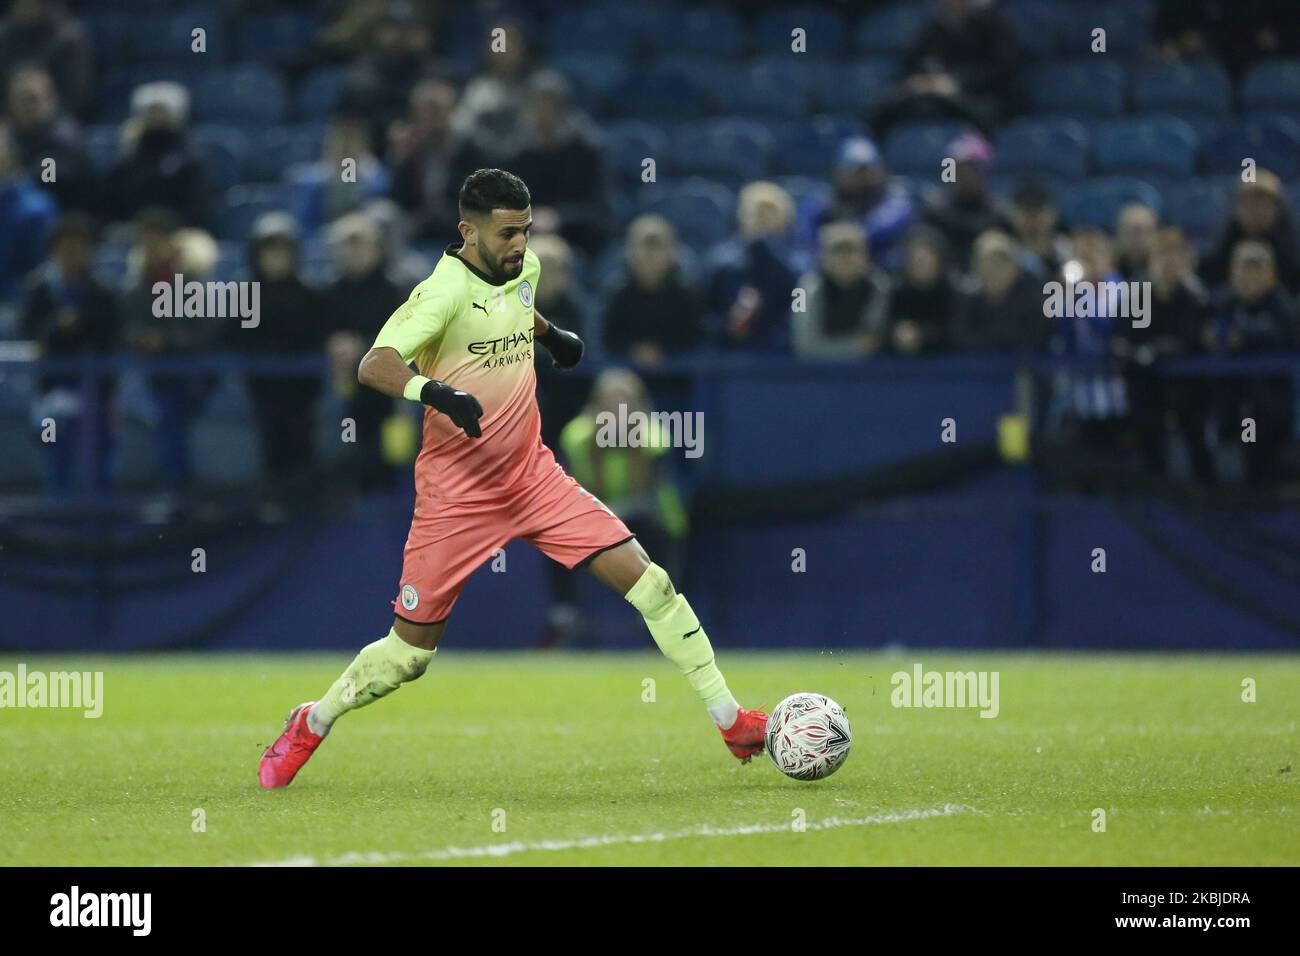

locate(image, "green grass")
[[0, 652, 1296, 866]]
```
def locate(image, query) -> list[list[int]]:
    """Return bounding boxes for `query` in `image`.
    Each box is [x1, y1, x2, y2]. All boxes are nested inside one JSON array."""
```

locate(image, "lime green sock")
[[309, 629, 436, 734], [625, 563, 739, 726]]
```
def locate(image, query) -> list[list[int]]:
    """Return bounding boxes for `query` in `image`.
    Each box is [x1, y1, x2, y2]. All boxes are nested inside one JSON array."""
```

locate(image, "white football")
[[764, 692, 852, 780]]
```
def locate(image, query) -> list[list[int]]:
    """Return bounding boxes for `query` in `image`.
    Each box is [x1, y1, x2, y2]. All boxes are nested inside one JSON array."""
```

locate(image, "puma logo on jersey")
[[471, 301, 488, 315]]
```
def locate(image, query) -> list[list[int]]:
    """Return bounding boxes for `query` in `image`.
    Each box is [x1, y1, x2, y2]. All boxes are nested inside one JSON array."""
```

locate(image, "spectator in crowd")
[[1004, 178, 1067, 278], [547, 367, 689, 647], [119, 208, 220, 492], [951, 229, 1047, 352], [887, 225, 957, 355], [511, 71, 610, 256], [603, 215, 704, 365], [1207, 240, 1298, 486], [872, 0, 1021, 135], [792, 221, 891, 361], [708, 180, 800, 354], [323, 211, 404, 491], [363, 196, 435, 290], [1050, 229, 1129, 457], [0, 121, 57, 311], [922, 132, 1004, 270], [453, 20, 535, 158], [1114, 203, 1159, 281], [19, 212, 117, 492], [341, 0, 437, 144], [1155, 0, 1297, 76], [388, 78, 483, 244], [0, 0, 93, 119], [1113, 227, 1214, 483], [796, 136, 913, 271], [6, 65, 94, 215], [224, 213, 324, 491], [529, 232, 587, 452], [291, 108, 391, 236], [106, 83, 210, 229], [1201, 171, 1300, 295]]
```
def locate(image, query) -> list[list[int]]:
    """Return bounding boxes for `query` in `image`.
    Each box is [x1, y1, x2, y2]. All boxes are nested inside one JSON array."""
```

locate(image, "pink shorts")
[[392, 448, 634, 624]]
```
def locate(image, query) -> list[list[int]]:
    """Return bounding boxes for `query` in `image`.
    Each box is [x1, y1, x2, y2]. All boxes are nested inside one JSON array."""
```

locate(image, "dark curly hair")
[[458, 168, 531, 219]]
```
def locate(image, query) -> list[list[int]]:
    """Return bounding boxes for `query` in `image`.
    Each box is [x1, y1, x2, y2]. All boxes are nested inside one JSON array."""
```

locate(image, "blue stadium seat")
[[236, 13, 321, 60], [775, 175, 833, 211], [650, 6, 744, 57], [604, 121, 669, 186], [856, 3, 928, 56], [190, 125, 250, 194], [1201, 117, 1300, 179], [724, 61, 812, 119], [883, 121, 974, 176], [545, 7, 642, 58], [611, 67, 711, 121], [294, 68, 346, 121], [1133, 61, 1233, 116], [550, 53, 630, 118], [1162, 178, 1234, 249], [83, 125, 122, 172], [1030, 60, 1127, 117], [1059, 177, 1163, 229], [772, 115, 868, 177], [243, 124, 325, 183], [638, 178, 737, 249], [754, 6, 851, 57], [124, 10, 227, 65], [1094, 117, 1198, 178], [218, 183, 295, 240], [803, 58, 897, 115], [668, 119, 773, 186], [194, 66, 288, 125], [1065, 2, 1153, 58], [1242, 59, 1300, 112], [994, 118, 1091, 179]]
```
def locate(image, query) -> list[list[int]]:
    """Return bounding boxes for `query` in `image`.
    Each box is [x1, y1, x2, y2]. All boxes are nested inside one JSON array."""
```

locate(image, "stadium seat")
[[855, 2, 928, 56], [242, 124, 325, 183], [294, 68, 347, 121], [726, 62, 813, 119], [804, 58, 897, 115], [194, 66, 289, 125], [1029, 60, 1127, 117], [83, 124, 122, 173], [611, 67, 712, 121], [883, 121, 974, 176], [774, 175, 833, 211], [604, 120, 669, 186], [550, 53, 630, 117], [218, 184, 295, 240], [1201, 117, 1300, 180], [754, 6, 851, 57], [235, 13, 321, 61], [544, 7, 642, 58], [122, 10, 227, 65], [994, 118, 1091, 179], [644, 6, 745, 57], [1241, 59, 1300, 112], [1162, 178, 1234, 249], [190, 125, 251, 194], [667, 119, 773, 186], [1133, 61, 1233, 117], [637, 178, 737, 249], [772, 115, 868, 177], [1058, 177, 1163, 229], [1094, 117, 1199, 178]]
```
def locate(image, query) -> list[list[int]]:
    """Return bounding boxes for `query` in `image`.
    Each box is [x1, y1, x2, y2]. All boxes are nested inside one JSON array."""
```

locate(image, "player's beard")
[[486, 246, 524, 283]]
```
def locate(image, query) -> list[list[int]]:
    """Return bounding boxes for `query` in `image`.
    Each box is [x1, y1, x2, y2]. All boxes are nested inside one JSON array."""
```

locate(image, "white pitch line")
[[245, 804, 972, 867]]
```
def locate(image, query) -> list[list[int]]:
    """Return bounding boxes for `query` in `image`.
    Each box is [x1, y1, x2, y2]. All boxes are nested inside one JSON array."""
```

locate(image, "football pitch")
[[1, 652, 1296, 867]]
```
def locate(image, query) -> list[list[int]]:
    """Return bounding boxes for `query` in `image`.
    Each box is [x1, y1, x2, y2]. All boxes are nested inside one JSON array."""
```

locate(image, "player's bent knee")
[[627, 561, 677, 617]]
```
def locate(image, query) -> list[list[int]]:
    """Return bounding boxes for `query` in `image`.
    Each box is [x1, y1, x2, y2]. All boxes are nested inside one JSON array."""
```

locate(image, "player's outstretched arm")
[[358, 346, 484, 438], [534, 310, 584, 369]]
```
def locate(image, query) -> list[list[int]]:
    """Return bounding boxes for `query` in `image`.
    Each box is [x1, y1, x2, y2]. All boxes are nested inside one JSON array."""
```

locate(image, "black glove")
[[419, 379, 484, 438], [536, 322, 584, 369]]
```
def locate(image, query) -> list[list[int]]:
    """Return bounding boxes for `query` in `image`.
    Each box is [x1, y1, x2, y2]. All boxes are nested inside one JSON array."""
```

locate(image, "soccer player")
[[259, 169, 767, 788]]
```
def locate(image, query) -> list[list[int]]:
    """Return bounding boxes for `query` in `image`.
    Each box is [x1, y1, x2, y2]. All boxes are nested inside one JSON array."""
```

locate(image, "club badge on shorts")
[[518, 279, 532, 308], [401, 584, 419, 611]]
